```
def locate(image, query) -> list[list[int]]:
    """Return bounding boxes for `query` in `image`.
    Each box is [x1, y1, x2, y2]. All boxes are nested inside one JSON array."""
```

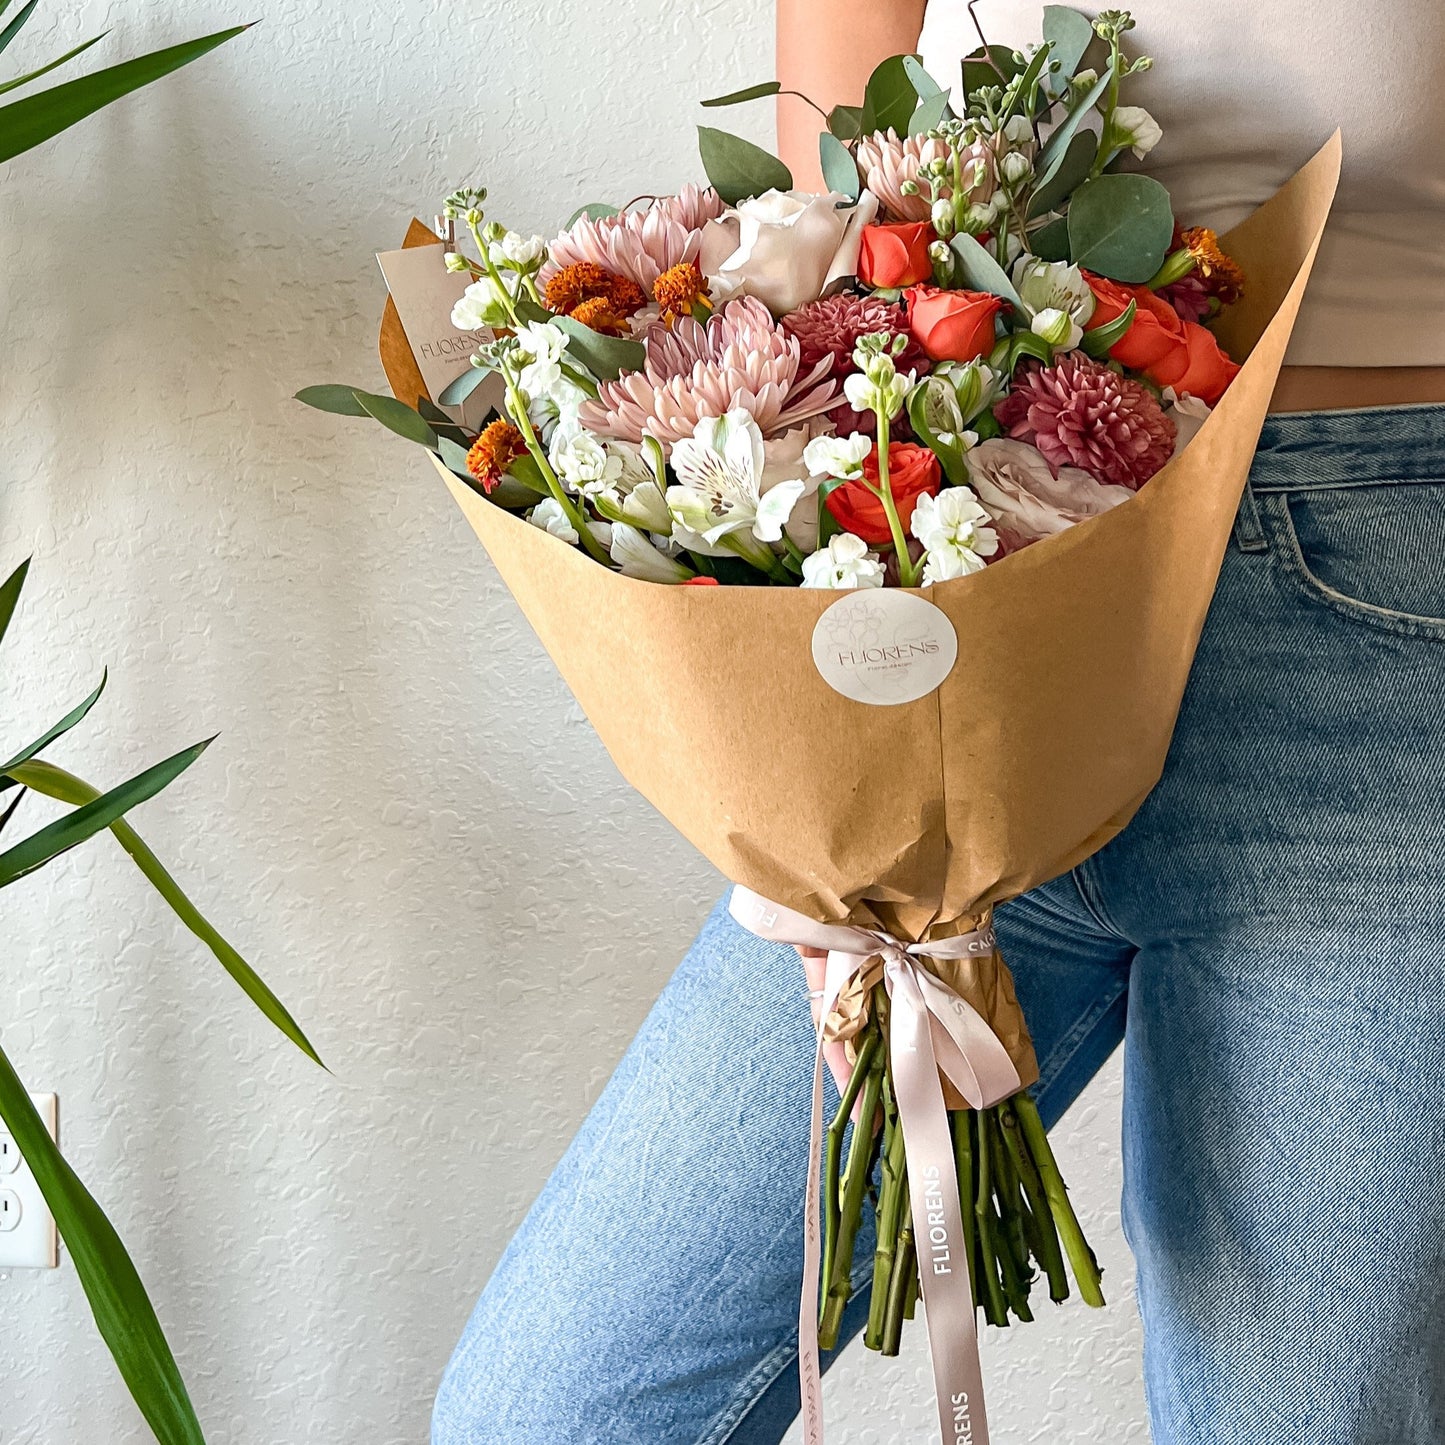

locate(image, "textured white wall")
[[0, 2, 1144, 1440]]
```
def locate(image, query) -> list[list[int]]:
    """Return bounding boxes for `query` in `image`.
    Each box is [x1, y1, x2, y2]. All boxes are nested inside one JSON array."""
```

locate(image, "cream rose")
[[699, 189, 880, 317], [965, 438, 1133, 543]]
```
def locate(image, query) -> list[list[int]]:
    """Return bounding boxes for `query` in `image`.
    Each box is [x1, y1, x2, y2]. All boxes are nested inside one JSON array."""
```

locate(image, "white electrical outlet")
[[0, 1093, 58, 1270]]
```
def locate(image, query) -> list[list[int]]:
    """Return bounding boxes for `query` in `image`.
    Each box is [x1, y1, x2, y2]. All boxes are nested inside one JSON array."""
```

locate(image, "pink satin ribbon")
[[728, 886, 1022, 1445]]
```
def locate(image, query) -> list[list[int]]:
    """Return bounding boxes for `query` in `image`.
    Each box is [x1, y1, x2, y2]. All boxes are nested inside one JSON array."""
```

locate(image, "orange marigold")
[[652, 262, 711, 325], [1180, 227, 1245, 305], [543, 261, 646, 322], [567, 296, 630, 336], [465, 419, 525, 495]]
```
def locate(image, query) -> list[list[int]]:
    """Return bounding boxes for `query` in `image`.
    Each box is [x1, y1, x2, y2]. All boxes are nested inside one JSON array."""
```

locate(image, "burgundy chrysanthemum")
[[1159, 272, 1213, 323], [995, 354, 1177, 490], [782, 293, 928, 435]]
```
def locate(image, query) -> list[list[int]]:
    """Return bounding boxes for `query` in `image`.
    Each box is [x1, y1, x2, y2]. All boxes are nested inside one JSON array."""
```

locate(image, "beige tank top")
[[917, 0, 1445, 366]]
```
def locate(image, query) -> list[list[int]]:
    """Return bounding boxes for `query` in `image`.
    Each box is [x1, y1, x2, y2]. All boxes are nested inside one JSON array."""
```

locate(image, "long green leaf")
[[8, 759, 324, 1069], [949, 232, 1025, 309], [0, 31, 108, 97], [700, 80, 780, 108], [0, 669, 106, 773], [696, 125, 792, 206], [0, 0, 39, 57], [0, 556, 29, 648], [0, 738, 210, 887], [0, 1043, 204, 1444], [0, 24, 249, 165]]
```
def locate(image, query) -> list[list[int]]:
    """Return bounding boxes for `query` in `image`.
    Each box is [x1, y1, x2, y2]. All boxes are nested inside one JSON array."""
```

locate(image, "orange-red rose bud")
[[857, 222, 937, 289], [824, 442, 942, 545], [904, 285, 1005, 364]]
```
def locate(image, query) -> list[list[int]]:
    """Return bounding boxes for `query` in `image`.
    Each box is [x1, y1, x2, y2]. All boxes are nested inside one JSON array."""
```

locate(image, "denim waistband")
[[1249, 402, 1445, 492]]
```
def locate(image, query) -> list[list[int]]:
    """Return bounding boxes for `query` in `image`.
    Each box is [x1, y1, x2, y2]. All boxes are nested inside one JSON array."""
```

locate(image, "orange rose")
[[857, 222, 936, 289], [1085, 274, 1188, 371], [824, 442, 941, 544], [904, 285, 1004, 364], [1150, 320, 1241, 406]]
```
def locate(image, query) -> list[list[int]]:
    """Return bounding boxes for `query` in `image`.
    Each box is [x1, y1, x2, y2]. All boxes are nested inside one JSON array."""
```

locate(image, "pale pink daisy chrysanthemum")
[[854, 129, 996, 224]]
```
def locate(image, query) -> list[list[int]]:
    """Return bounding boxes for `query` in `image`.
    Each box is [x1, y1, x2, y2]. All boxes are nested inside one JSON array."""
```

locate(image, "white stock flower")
[[1112, 105, 1163, 159], [548, 421, 623, 497], [526, 497, 578, 544], [909, 487, 999, 585], [451, 277, 512, 330], [489, 231, 546, 268], [800, 533, 885, 589], [513, 321, 587, 437], [803, 432, 872, 481], [843, 364, 915, 421], [609, 521, 696, 583], [666, 410, 804, 546]]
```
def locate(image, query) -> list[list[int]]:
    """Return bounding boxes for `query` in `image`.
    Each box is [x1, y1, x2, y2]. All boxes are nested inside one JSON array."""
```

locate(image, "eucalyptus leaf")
[[0, 24, 249, 165], [9, 759, 324, 1068], [552, 314, 646, 382], [949, 232, 1024, 309], [818, 130, 860, 200], [512, 292, 552, 327], [860, 55, 916, 136], [0, 1045, 205, 1445], [1041, 5, 1096, 93], [961, 45, 1022, 99], [697, 125, 792, 205], [826, 104, 864, 142], [0, 670, 106, 774], [1002, 40, 1053, 121], [701, 80, 781, 107], [1027, 128, 1097, 217], [438, 366, 490, 407], [0, 556, 29, 648], [437, 435, 474, 477], [1033, 67, 1110, 191], [1030, 215, 1071, 261], [294, 384, 370, 417], [1067, 173, 1174, 283], [0, 31, 106, 97], [353, 391, 440, 449], [901, 56, 946, 100], [907, 88, 952, 138], [1081, 297, 1137, 357], [563, 201, 618, 227], [415, 396, 471, 445]]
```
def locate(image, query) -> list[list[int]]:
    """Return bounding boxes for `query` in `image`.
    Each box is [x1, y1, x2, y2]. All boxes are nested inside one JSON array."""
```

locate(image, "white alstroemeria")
[[1110, 105, 1163, 160], [803, 432, 872, 481], [609, 521, 696, 583], [452, 276, 513, 330], [761, 424, 828, 550], [1013, 256, 1096, 344], [548, 421, 623, 498], [1031, 306, 1084, 350], [488, 231, 546, 269], [596, 476, 673, 535], [666, 410, 804, 547], [909, 487, 999, 586], [800, 533, 885, 590], [526, 497, 579, 545]]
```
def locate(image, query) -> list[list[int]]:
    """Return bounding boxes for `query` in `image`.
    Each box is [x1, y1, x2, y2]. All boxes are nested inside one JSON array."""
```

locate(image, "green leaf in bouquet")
[[0, 555, 30, 647], [294, 384, 371, 417], [961, 45, 1022, 99], [0, 671, 106, 775], [415, 395, 472, 447], [512, 292, 553, 327], [7, 758, 324, 1067], [0, 32, 107, 98], [505, 452, 556, 499], [826, 104, 864, 142], [696, 125, 792, 205], [353, 391, 440, 449], [551, 314, 646, 382], [949, 233, 1024, 310], [902, 55, 946, 100], [438, 366, 491, 407], [0, 0, 39, 55], [907, 87, 952, 139], [1027, 129, 1097, 218], [906, 381, 972, 488], [815, 475, 851, 550], [1067, 173, 1173, 283], [860, 55, 916, 136], [701, 81, 781, 107], [818, 131, 860, 201], [1001, 40, 1054, 121], [1029, 215, 1071, 261], [1041, 5, 1097, 94], [563, 200, 619, 227], [437, 435, 474, 477], [0, 23, 249, 165], [1081, 297, 1137, 358], [0, 1044, 205, 1445], [1032, 68, 1110, 192]]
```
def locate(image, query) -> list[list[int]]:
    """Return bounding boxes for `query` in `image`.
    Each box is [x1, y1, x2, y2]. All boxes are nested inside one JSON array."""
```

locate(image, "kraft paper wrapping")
[[380, 135, 1341, 1080]]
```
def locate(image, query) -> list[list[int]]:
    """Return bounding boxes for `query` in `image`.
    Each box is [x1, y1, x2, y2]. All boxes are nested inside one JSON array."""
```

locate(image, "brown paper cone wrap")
[[382, 136, 1341, 1083]]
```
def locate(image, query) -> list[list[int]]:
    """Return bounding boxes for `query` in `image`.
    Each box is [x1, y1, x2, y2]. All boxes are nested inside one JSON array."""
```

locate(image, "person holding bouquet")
[[431, 4, 1445, 1442]]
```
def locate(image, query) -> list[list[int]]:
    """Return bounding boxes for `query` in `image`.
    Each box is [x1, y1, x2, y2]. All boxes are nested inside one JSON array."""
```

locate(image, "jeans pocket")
[[1262, 480, 1445, 641]]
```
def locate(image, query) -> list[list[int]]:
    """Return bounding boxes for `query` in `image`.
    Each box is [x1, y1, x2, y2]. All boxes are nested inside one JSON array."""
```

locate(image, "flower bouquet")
[[300, 9, 1340, 1439]]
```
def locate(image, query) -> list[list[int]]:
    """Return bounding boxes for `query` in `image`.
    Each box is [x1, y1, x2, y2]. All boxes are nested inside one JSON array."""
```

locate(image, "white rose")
[[699, 188, 880, 316], [548, 421, 623, 497], [965, 438, 1132, 542], [800, 533, 885, 589]]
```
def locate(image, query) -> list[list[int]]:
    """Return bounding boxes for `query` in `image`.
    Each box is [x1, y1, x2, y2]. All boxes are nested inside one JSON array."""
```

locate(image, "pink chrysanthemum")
[[994, 354, 1177, 489], [782, 293, 928, 434], [855, 129, 996, 224], [578, 296, 839, 446], [539, 185, 725, 295]]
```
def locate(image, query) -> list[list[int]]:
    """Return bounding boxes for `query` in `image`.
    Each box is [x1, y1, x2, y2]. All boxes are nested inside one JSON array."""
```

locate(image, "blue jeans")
[[433, 405, 1445, 1444]]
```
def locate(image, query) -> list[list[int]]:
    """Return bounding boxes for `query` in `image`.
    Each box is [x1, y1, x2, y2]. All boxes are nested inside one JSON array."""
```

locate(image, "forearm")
[[776, 0, 927, 187]]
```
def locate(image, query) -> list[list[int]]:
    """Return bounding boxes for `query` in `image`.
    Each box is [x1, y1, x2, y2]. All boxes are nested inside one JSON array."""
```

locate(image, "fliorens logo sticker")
[[810, 590, 958, 706]]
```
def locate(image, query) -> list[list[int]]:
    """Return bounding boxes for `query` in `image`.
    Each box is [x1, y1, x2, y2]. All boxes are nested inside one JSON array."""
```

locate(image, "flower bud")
[[1030, 306, 1083, 349], [1000, 150, 1033, 187]]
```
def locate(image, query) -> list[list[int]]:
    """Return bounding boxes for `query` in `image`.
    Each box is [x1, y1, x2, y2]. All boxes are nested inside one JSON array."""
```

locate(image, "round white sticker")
[[810, 589, 958, 706]]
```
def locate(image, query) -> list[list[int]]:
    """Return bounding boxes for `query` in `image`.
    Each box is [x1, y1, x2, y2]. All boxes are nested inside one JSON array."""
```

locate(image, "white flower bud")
[[1030, 307, 1083, 349]]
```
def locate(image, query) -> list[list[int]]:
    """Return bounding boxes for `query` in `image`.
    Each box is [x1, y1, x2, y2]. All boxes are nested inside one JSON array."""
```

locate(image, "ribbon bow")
[[728, 886, 1022, 1445]]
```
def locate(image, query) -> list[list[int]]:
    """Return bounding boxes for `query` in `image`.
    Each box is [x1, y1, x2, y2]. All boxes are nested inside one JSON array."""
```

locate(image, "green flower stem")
[[1013, 1093, 1105, 1307], [500, 372, 612, 567], [469, 218, 524, 331], [973, 1111, 1011, 1326], [951, 1110, 981, 1311], [879, 1184, 914, 1356], [822, 1026, 882, 1312], [865, 1088, 908, 1350], [872, 412, 919, 586], [985, 1110, 1034, 1321], [1001, 1098, 1070, 1303], [819, 1043, 885, 1348]]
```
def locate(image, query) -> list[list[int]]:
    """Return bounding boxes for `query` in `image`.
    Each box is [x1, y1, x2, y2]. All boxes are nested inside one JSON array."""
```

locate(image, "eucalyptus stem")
[[871, 412, 918, 586], [1013, 1093, 1105, 1307]]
